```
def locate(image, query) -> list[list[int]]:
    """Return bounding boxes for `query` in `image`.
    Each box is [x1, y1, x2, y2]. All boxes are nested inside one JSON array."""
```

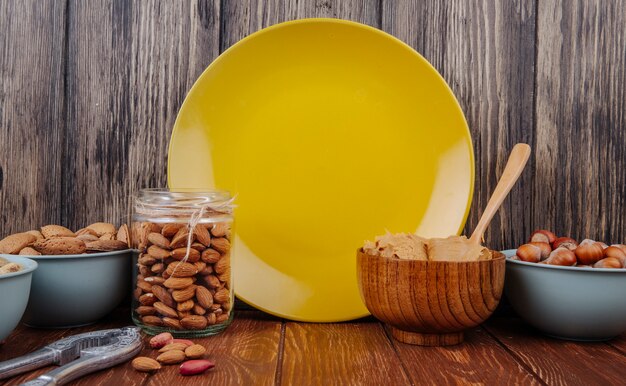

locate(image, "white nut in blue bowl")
[[503, 249, 626, 341], [0, 255, 38, 341]]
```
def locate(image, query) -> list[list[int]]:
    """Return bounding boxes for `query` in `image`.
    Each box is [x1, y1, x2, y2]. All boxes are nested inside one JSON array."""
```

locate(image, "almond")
[[86, 222, 116, 237], [162, 317, 183, 330], [149, 332, 173, 348], [171, 247, 200, 262], [134, 222, 151, 251], [136, 280, 153, 292], [148, 232, 171, 249], [139, 293, 157, 306], [152, 285, 176, 308], [148, 245, 171, 259], [211, 237, 230, 253], [138, 254, 157, 266], [184, 344, 206, 359], [211, 222, 230, 237], [75, 227, 97, 237], [199, 265, 213, 275], [139, 265, 151, 277], [116, 224, 129, 244], [206, 313, 216, 325], [193, 304, 206, 315], [214, 288, 230, 304], [177, 299, 195, 312], [156, 349, 186, 365], [218, 268, 231, 285], [178, 310, 192, 319], [214, 255, 230, 274], [33, 237, 86, 255], [196, 286, 214, 309], [77, 234, 99, 243], [171, 339, 194, 346], [179, 359, 215, 376], [0, 263, 22, 274], [151, 263, 164, 273], [85, 239, 127, 252], [154, 302, 179, 318], [132, 357, 161, 372], [166, 261, 199, 278], [142, 315, 163, 326], [162, 223, 184, 238], [194, 225, 211, 247], [101, 233, 117, 241], [135, 306, 156, 316], [159, 342, 189, 353], [180, 315, 207, 330], [201, 248, 221, 264], [170, 227, 193, 249], [41, 225, 75, 238], [0, 233, 37, 254], [19, 247, 41, 256], [202, 274, 221, 289], [26, 230, 44, 240], [190, 242, 207, 252], [194, 261, 207, 272], [164, 277, 195, 290], [144, 276, 165, 285], [134, 287, 142, 300], [172, 285, 196, 302], [216, 313, 230, 323]]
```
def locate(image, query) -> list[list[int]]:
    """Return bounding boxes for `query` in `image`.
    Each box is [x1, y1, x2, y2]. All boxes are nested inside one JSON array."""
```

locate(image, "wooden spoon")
[[469, 143, 531, 244]]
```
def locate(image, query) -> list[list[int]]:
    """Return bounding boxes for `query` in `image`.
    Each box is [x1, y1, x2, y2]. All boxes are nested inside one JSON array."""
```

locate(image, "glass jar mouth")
[[134, 188, 234, 217]]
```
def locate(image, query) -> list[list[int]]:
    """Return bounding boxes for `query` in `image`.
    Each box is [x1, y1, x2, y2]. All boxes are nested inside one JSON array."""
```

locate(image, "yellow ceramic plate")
[[168, 19, 473, 322]]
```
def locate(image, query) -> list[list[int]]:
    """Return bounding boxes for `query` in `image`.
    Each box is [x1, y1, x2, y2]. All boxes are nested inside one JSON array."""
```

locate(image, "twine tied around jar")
[[169, 196, 236, 277]]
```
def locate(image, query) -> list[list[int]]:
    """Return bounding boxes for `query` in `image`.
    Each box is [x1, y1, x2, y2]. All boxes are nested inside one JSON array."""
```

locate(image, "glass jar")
[[131, 189, 234, 337]]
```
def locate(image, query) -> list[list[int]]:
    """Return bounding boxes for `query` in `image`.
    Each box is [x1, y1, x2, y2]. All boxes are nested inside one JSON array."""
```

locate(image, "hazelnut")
[[574, 242, 604, 265], [529, 230, 557, 244], [552, 237, 578, 251], [529, 242, 552, 260], [544, 247, 576, 266], [516, 244, 542, 263], [593, 257, 622, 269], [603, 246, 626, 268]]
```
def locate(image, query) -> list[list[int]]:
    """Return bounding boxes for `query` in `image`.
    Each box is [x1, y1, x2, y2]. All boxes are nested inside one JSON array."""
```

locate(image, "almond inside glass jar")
[[131, 189, 234, 337]]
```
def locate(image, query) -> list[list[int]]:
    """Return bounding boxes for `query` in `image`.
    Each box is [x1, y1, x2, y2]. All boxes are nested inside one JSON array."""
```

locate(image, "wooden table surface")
[[2, 308, 626, 386]]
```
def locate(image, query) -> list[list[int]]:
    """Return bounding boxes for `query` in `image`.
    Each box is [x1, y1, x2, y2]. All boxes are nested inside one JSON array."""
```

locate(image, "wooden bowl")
[[357, 249, 505, 346]]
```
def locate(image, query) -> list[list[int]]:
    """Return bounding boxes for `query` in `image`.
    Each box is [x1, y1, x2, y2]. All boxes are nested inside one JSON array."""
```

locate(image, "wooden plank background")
[[0, 0, 624, 250]]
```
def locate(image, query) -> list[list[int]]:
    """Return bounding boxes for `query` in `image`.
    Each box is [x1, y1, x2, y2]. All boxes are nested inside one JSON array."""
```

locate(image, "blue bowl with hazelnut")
[[504, 230, 626, 341]]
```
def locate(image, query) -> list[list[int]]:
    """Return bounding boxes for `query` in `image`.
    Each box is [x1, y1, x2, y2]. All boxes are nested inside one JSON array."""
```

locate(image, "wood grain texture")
[[0, 310, 281, 386], [485, 317, 626, 385], [382, 1, 536, 250], [280, 320, 411, 385], [0, 0, 66, 235], [128, 0, 220, 203], [391, 326, 541, 385], [534, 0, 626, 243], [220, 0, 380, 51], [609, 335, 626, 356], [63, 0, 220, 230], [63, 0, 133, 230]]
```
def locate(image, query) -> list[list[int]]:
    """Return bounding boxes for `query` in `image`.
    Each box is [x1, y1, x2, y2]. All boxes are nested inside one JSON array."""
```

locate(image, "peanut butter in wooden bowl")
[[357, 233, 504, 346]]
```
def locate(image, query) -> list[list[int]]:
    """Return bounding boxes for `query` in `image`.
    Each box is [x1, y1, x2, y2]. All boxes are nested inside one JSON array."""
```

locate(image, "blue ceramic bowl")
[[503, 249, 626, 341], [13, 250, 132, 328], [0, 255, 38, 341]]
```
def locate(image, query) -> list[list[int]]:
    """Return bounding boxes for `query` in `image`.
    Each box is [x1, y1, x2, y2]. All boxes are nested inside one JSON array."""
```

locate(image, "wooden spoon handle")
[[469, 143, 531, 244]]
